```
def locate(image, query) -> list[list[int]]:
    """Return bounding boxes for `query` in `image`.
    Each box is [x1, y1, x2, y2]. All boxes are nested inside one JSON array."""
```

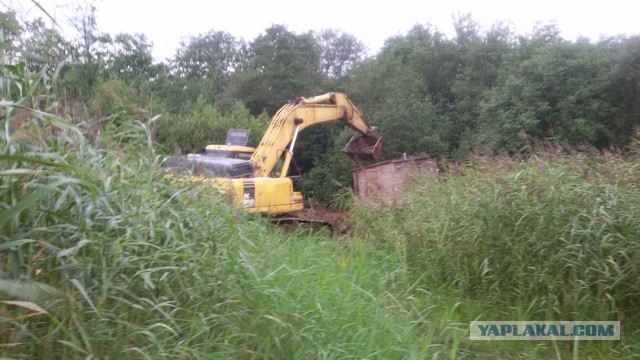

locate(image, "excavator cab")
[[161, 129, 256, 177], [203, 129, 254, 159]]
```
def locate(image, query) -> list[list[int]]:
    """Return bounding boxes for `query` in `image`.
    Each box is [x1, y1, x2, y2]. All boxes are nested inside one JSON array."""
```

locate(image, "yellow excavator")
[[162, 92, 382, 222]]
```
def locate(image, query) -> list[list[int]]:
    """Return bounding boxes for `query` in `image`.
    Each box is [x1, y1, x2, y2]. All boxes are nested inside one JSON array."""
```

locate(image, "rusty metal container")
[[353, 154, 439, 202]]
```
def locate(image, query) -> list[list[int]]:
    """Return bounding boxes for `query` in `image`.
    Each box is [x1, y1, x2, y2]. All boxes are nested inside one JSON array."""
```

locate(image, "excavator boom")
[[250, 92, 381, 177]]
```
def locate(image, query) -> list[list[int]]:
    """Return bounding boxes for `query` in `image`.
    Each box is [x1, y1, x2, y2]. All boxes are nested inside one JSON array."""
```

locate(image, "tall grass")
[[0, 58, 466, 358], [4, 104, 639, 358], [353, 150, 640, 357], [6, 22, 637, 359], [4, 107, 638, 358], [0, 107, 469, 359], [2, 59, 636, 360], [0, 109, 242, 358]]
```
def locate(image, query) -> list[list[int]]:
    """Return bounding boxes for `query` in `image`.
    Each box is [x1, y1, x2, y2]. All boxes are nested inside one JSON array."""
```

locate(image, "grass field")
[[1, 113, 639, 359]]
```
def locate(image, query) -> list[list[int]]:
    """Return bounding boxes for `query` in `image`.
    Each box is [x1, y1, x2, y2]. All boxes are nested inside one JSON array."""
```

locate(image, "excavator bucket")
[[342, 134, 383, 162]]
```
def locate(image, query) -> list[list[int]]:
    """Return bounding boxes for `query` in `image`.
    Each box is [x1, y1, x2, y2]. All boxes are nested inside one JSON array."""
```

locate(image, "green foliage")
[[0, 98, 453, 358], [104, 33, 159, 86], [89, 79, 142, 120], [155, 101, 269, 153], [172, 30, 244, 80], [346, 56, 447, 158], [210, 233, 461, 359], [313, 28, 366, 78], [297, 150, 355, 204], [372, 90, 447, 158], [17, 18, 73, 75], [0, 110, 239, 358], [58, 62, 100, 99], [168, 30, 244, 108], [602, 35, 640, 143], [475, 74, 545, 150], [353, 151, 640, 343], [5, 8, 640, 358], [0, 93, 467, 359], [4, 110, 636, 358], [10, 8, 640, 160], [1, 61, 53, 109], [223, 25, 324, 115], [349, 20, 631, 158]]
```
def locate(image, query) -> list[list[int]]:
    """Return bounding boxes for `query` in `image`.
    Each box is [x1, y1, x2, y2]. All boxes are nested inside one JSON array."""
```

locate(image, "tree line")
[[3, 5, 640, 202]]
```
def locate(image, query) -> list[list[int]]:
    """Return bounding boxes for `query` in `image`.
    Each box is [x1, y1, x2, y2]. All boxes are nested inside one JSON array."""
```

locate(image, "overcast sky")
[[6, 0, 640, 61]]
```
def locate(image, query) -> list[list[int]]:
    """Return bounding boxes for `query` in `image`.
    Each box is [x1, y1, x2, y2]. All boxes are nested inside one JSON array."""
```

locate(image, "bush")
[[155, 101, 269, 154]]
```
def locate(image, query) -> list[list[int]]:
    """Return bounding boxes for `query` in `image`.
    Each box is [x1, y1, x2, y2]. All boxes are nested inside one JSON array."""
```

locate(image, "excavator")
[[162, 92, 382, 229]]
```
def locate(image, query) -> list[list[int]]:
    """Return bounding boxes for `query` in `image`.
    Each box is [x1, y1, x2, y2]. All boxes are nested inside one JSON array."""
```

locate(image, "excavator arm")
[[250, 92, 381, 177]]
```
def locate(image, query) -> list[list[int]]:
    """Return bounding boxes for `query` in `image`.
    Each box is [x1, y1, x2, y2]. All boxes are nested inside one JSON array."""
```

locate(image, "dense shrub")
[[155, 102, 269, 154]]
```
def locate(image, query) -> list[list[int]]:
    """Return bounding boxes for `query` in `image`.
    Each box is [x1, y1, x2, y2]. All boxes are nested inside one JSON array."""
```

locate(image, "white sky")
[[5, 0, 640, 61]]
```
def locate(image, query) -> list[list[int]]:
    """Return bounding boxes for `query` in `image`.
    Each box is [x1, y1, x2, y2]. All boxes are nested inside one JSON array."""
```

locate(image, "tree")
[[17, 18, 74, 75], [605, 35, 640, 143], [65, 1, 103, 64], [172, 31, 243, 80], [165, 31, 245, 108], [452, 12, 481, 46], [475, 74, 546, 150], [379, 24, 459, 106], [1, 10, 21, 64], [359, 24, 460, 153], [448, 19, 516, 149], [224, 24, 323, 114], [103, 33, 158, 85], [476, 38, 615, 150], [345, 53, 447, 158], [56, 1, 106, 100], [313, 29, 366, 78]]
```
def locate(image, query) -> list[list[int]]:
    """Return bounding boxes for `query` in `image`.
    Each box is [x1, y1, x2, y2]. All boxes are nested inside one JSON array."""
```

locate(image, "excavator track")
[[270, 205, 349, 236]]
